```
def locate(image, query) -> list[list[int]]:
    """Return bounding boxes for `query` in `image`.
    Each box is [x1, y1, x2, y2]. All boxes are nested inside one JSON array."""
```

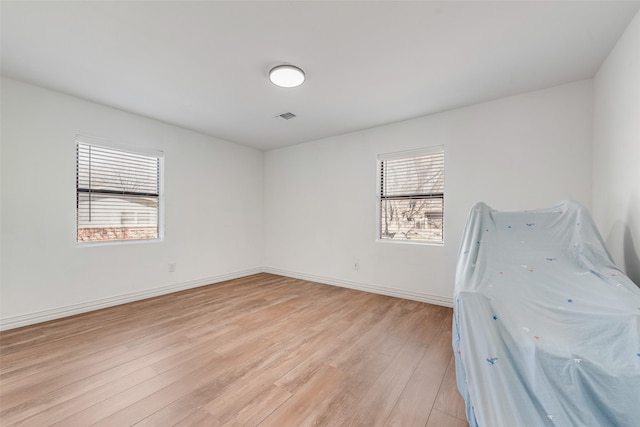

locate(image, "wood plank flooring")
[[0, 273, 466, 426]]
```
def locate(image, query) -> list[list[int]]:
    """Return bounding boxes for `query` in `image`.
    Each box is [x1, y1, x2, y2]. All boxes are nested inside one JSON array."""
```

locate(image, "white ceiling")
[[2, 1, 639, 151]]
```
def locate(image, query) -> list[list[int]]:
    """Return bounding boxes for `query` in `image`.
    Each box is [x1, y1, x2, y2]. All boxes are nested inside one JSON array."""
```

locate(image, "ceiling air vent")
[[276, 112, 296, 120]]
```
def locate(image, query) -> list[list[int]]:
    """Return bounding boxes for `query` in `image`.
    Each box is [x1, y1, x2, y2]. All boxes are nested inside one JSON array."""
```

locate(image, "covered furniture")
[[453, 201, 640, 426]]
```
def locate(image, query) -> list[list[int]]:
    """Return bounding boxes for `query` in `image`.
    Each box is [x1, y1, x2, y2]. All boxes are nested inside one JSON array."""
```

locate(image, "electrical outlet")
[[168, 263, 176, 272], [353, 258, 359, 271]]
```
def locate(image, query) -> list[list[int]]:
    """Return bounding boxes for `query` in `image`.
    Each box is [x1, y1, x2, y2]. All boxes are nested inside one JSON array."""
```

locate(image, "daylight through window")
[[378, 146, 444, 243], [76, 139, 162, 243]]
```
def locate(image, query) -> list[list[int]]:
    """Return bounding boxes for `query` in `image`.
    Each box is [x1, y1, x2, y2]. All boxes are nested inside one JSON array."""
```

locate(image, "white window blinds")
[[76, 140, 162, 243], [378, 146, 444, 243]]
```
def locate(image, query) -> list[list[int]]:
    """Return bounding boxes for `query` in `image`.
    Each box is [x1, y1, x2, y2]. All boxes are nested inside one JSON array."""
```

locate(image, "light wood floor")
[[0, 273, 467, 426]]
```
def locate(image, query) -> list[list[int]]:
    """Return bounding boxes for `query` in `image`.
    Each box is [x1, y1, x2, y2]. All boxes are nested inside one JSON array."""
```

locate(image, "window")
[[378, 146, 444, 243], [76, 138, 162, 243]]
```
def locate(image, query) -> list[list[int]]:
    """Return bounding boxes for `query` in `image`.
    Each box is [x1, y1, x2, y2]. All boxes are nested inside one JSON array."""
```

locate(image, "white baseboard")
[[0, 268, 263, 331], [1, 267, 451, 331], [263, 268, 453, 308]]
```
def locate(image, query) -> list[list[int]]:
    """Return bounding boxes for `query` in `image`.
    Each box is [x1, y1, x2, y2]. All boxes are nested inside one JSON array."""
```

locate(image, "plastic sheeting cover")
[[453, 201, 640, 427]]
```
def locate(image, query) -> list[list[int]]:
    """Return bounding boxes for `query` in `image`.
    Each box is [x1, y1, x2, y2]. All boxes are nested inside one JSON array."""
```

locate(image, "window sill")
[[376, 238, 444, 247], [76, 237, 163, 248]]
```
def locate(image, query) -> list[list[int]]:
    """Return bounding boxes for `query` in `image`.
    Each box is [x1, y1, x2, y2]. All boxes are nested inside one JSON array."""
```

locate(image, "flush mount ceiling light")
[[269, 65, 305, 88]]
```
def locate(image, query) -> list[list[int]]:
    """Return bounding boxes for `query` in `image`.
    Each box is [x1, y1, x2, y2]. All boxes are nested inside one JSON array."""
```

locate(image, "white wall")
[[0, 77, 263, 329], [264, 80, 593, 304], [593, 10, 640, 284]]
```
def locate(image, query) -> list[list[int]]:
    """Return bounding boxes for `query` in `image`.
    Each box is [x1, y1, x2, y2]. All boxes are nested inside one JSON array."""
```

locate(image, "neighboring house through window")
[[378, 146, 444, 243], [76, 137, 163, 243]]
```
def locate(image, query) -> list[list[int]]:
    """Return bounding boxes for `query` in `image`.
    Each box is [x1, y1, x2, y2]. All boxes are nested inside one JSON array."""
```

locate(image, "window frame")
[[75, 135, 164, 246], [376, 145, 445, 245]]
